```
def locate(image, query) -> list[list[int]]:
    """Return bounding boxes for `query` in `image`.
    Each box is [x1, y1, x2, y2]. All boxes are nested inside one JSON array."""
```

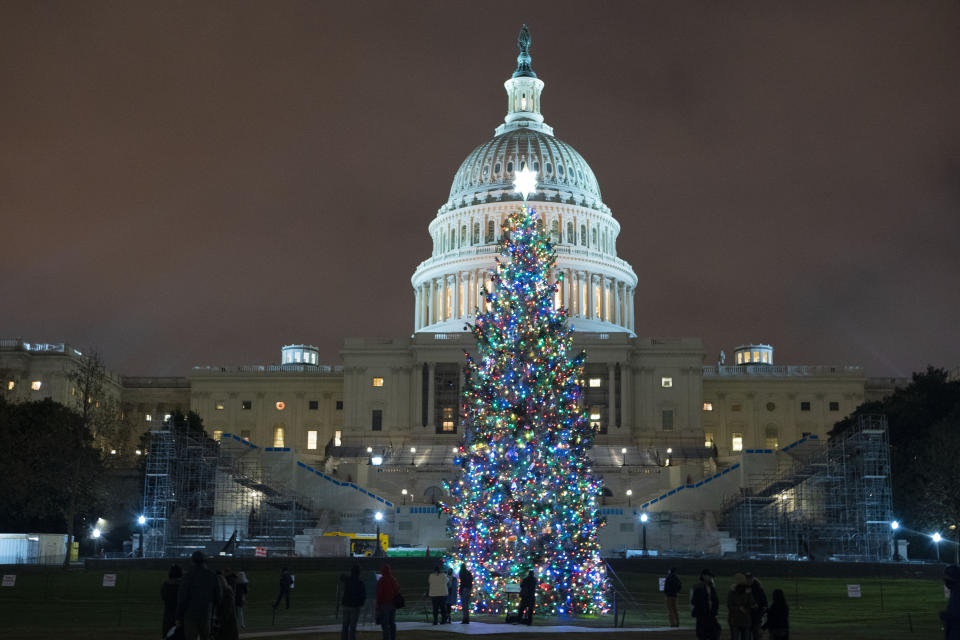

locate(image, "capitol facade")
[[0, 30, 900, 552]]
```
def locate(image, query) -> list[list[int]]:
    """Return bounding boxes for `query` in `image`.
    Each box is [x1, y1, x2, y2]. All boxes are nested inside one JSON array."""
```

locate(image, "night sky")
[[2, 2, 958, 377]]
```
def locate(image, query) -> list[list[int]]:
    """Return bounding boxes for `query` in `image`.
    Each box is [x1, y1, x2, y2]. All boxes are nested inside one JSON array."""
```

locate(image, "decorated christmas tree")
[[442, 169, 608, 616]]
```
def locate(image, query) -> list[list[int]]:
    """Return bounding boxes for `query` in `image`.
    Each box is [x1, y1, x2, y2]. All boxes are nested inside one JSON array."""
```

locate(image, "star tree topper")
[[513, 166, 538, 200]]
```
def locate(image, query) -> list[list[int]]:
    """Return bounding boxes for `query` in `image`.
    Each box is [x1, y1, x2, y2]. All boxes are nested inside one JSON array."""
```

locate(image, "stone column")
[[452, 274, 460, 321], [440, 277, 448, 322], [586, 273, 594, 319], [621, 363, 632, 431], [414, 286, 421, 330], [628, 287, 635, 331], [608, 362, 617, 429]]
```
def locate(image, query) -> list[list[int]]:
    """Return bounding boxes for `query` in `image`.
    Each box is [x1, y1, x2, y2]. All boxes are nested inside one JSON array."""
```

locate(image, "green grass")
[[0, 567, 946, 639]]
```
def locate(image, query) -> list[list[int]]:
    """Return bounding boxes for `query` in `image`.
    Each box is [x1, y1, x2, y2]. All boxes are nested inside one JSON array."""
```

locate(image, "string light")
[[441, 202, 608, 616]]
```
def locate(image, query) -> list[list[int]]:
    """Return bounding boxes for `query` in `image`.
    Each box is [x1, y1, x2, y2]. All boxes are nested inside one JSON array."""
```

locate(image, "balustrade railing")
[[702, 364, 863, 377]]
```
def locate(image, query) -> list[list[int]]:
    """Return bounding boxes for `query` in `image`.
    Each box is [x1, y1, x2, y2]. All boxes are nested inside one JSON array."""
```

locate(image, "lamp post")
[[640, 513, 649, 556], [401, 489, 408, 505], [621, 447, 627, 467], [626, 489, 632, 507], [137, 515, 146, 557], [92, 528, 101, 558], [890, 520, 900, 561], [933, 532, 942, 562]]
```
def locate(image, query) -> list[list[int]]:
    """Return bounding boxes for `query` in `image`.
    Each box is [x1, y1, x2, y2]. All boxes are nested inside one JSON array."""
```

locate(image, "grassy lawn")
[[0, 567, 945, 639]]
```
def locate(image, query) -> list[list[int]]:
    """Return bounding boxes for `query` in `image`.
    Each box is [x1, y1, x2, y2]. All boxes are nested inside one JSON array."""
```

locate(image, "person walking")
[[942, 565, 960, 640], [341, 564, 366, 640], [727, 573, 756, 640], [762, 588, 789, 640], [273, 567, 293, 610], [213, 573, 239, 640], [233, 572, 248, 629], [746, 573, 768, 640], [428, 565, 448, 625], [176, 551, 222, 640], [519, 570, 536, 626], [444, 568, 458, 624], [375, 563, 400, 640], [458, 564, 473, 624], [161, 564, 184, 640], [663, 567, 682, 627], [690, 568, 720, 640]]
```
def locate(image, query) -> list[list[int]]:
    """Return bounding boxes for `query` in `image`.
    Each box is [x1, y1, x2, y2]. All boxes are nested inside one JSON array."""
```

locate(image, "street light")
[[375, 511, 384, 522], [933, 532, 943, 561], [626, 489, 633, 507], [640, 513, 649, 555], [137, 515, 146, 557], [890, 521, 899, 530], [401, 489, 408, 505]]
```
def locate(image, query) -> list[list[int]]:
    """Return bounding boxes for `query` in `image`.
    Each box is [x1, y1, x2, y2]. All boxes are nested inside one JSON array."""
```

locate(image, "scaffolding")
[[720, 415, 893, 561], [141, 424, 395, 558]]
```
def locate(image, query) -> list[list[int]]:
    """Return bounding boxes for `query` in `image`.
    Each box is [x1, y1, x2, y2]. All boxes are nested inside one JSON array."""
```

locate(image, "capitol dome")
[[412, 26, 637, 336], [443, 128, 606, 214]]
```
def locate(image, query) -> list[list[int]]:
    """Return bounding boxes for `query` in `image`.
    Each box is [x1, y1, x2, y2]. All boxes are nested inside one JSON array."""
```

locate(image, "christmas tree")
[[442, 170, 608, 616]]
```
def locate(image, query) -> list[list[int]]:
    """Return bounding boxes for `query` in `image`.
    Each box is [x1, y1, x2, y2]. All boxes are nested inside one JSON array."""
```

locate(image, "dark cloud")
[[1, 1, 958, 376]]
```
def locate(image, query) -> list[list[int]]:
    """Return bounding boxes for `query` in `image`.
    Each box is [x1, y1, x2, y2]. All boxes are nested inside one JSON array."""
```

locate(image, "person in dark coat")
[[363, 570, 379, 625], [518, 570, 536, 625], [690, 568, 720, 640], [213, 573, 239, 640], [458, 564, 473, 624], [727, 573, 756, 640], [273, 567, 293, 609], [942, 564, 960, 640], [663, 567, 682, 627], [161, 564, 184, 640], [341, 564, 366, 640], [176, 551, 222, 640], [444, 567, 458, 623], [763, 588, 790, 639], [233, 572, 248, 630], [746, 572, 768, 639], [375, 563, 400, 640]]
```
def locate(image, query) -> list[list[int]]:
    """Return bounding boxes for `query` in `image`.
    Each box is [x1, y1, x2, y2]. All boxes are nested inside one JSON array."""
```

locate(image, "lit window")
[[273, 427, 285, 448], [441, 407, 455, 432], [145, 414, 153, 422], [276, 401, 286, 411], [164, 413, 172, 422], [761, 352, 769, 363], [212, 430, 223, 441], [294, 351, 301, 362], [732, 433, 743, 452], [215, 401, 225, 410], [829, 401, 840, 412], [765, 427, 778, 450], [372, 377, 384, 388], [372, 409, 383, 431], [589, 412, 602, 431], [662, 410, 674, 431], [334, 430, 342, 447], [6, 380, 14, 391], [737, 352, 743, 364], [242, 401, 252, 410], [31, 380, 42, 391], [743, 352, 751, 363], [308, 400, 319, 410], [240, 430, 251, 441], [704, 432, 715, 448], [753, 351, 760, 362], [307, 430, 318, 450], [703, 402, 713, 411], [588, 378, 601, 388], [661, 377, 673, 388]]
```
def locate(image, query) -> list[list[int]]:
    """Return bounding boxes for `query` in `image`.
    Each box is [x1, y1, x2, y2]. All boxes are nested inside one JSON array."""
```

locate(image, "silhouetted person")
[[213, 572, 238, 640], [746, 572, 767, 639], [663, 567, 682, 627], [690, 568, 719, 640], [176, 551, 222, 640], [942, 565, 960, 640], [161, 564, 184, 640], [519, 570, 536, 625], [376, 564, 400, 640], [273, 567, 292, 609], [234, 572, 248, 629], [341, 564, 366, 640], [445, 567, 458, 623], [458, 564, 473, 624], [763, 588, 790, 640], [727, 573, 756, 640]]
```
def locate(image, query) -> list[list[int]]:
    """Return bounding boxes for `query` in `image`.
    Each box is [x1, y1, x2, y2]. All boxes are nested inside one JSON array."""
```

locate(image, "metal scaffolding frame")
[[721, 415, 893, 561]]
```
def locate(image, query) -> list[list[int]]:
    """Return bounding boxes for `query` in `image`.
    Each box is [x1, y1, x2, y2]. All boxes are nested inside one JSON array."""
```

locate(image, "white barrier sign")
[[103, 573, 117, 587], [2, 575, 15, 587], [847, 584, 861, 598], [658, 577, 666, 592]]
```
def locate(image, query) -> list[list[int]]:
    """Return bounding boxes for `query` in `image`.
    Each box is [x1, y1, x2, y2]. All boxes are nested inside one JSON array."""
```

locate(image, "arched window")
[[486, 220, 495, 242], [567, 222, 574, 244], [551, 220, 560, 243], [460, 225, 467, 246], [580, 225, 587, 246], [558, 165, 564, 176], [494, 162, 501, 174], [546, 162, 552, 174], [592, 228, 598, 247], [506, 161, 514, 173], [472, 223, 480, 244], [533, 161, 539, 172], [449, 229, 455, 250]]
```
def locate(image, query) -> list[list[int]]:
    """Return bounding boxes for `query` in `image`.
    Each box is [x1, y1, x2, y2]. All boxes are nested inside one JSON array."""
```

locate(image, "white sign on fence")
[[1, 575, 15, 587], [658, 577, 666, 592], [103, 573, 117, 587], [847, 584, 861, 598]]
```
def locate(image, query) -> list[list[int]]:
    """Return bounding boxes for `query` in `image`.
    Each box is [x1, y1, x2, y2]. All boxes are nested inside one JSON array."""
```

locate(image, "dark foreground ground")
[[0, 561, 946, 640]]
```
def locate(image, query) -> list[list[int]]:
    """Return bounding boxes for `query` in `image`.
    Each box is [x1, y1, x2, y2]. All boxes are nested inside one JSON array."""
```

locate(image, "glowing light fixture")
[[890, 520, 900, 530], [92, 528, 101, 539], [137, 515, 146, 525], [640, 513, 649, 523], [375, 511, 384, 521], [933, 532, 942, 543], [371, 455, 383, 466]]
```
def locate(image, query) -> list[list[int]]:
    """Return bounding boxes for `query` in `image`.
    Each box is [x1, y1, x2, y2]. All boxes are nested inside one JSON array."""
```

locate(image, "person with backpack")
[[663, 567, 682, 627], [340, 564, 366, 640]]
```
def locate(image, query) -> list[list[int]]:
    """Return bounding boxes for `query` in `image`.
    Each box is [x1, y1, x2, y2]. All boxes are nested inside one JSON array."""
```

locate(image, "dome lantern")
[[497, 25, 551, 137]]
